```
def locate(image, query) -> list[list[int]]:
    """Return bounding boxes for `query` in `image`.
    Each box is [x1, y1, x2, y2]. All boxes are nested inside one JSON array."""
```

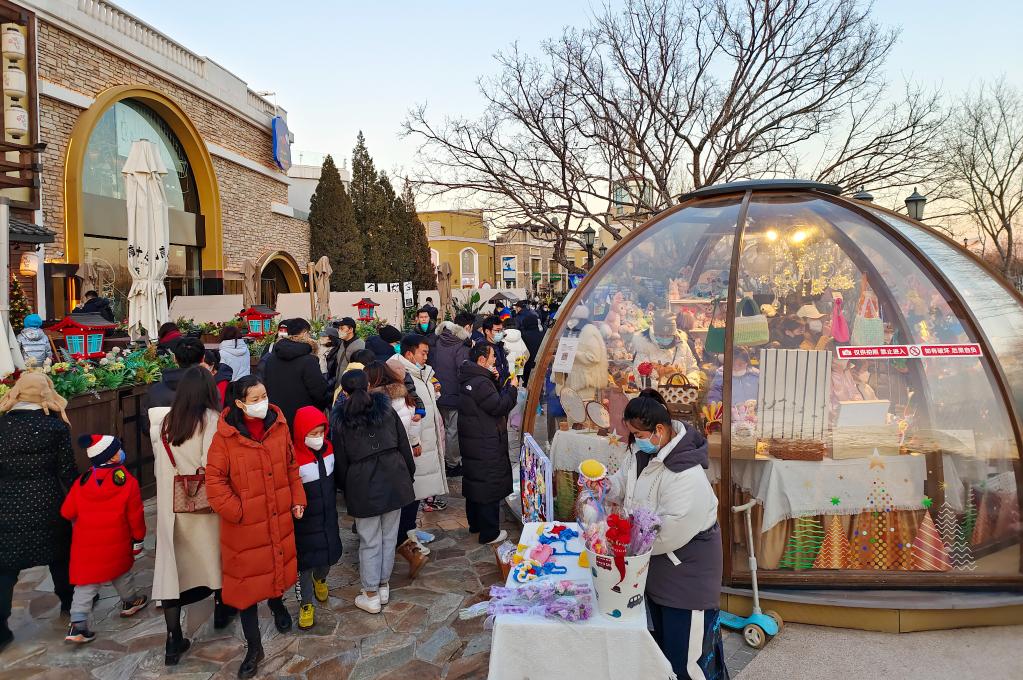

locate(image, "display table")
[[489, 522, 673, 680]]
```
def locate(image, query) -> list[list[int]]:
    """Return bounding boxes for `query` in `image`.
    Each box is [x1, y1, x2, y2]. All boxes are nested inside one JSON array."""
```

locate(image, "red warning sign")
[[836, 344, 982, 359], [836, 346, 909, 359]]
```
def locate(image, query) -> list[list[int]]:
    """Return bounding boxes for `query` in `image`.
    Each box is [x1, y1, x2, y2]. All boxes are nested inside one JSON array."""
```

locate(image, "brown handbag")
[[162, 435, 212, 514]]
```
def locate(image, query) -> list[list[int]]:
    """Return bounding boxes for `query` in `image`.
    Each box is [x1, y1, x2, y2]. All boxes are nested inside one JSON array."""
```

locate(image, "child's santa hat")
[[77, 434, 123, 466]]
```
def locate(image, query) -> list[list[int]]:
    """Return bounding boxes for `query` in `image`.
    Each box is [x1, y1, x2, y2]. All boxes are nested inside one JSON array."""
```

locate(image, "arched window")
[[460, 247, 478, 288]]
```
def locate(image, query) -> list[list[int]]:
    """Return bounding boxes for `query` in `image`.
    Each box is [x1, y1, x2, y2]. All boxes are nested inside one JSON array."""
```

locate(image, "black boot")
[[237, 644, 265, 679], [165, 631, 191, 665], [268, 598, 291, 633], [213, 593, 236, 630]]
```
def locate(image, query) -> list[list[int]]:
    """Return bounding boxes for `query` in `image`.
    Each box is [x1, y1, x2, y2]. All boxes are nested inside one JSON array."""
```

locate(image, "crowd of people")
[[0, 298, 549, 678]]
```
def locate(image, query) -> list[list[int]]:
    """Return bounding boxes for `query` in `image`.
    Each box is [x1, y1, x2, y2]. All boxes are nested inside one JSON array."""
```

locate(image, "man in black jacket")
[[457, 342, 518, 545], [429, 312, 474, 476], [74, 290, 115, 322], [470, 316, 509, 385], [262, 318, 332, 427]]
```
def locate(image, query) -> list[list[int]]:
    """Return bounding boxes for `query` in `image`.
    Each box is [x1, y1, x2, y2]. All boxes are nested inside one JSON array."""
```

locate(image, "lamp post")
[[582, 225, 596, 270], [905, 188, 927, 221], [597, 244, 608, 259]]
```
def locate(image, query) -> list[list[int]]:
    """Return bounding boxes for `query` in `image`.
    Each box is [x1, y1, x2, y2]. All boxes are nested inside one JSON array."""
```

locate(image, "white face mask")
[[243, 399, 269, 419], [304, 435, 324, 450], [808, 320, 823, 333], [733, 367, 748, 377]]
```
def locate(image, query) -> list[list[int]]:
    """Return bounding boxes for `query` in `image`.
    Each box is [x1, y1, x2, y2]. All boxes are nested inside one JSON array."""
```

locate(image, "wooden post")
[[307, 262, 315, 320]]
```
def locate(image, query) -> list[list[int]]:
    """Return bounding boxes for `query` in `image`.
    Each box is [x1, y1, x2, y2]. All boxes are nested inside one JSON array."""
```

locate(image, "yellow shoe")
[[297, 604, 315, 630], [313, 578, 329, 603]]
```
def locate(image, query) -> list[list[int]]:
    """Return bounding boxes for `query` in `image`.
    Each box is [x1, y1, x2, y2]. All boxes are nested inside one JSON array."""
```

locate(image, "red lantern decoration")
[[353, 297, 379, 323], [238, 305, 280, 337], [50, 313, 115, 359]]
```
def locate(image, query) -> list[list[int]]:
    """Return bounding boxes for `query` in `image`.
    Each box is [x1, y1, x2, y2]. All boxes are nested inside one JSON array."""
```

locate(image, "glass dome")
[[524, 180, 1023, 587]]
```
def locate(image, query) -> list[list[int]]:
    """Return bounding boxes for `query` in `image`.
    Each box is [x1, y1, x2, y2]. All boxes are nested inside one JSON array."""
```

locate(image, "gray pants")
[[297, 566, 330, 607], [440, 407, 460, 467], [69, 570, 137, 623], [355, 509, 401, 591]]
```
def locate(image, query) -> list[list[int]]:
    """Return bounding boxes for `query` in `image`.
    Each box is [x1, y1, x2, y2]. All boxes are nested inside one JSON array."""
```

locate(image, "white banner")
[[402, 281, 414, 308]]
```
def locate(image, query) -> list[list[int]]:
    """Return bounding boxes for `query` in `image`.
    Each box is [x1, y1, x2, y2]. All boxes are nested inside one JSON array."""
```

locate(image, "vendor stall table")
[[488, 522, 674, 680]]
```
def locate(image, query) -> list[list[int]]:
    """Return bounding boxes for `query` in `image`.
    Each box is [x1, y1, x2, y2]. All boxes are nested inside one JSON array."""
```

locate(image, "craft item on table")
[[529, 543, 555, 563], [658, 372, 700, 410], [757, 348, 831, 444], [910, 511, 951, 571], [628, 507, 661, 556], [778, 516, 824, 570], [519, 433, 554, 523], [538, 524, 582, 556], [577, 458, 609, 510], [459, 580, 594, 627], [586, 400, 611, 436], [512, 558, 568, 583], [936, 500, 976, 572], [813, 515, 851, 569], [637, 361, 654, 389], [606, 514, 633, 592]]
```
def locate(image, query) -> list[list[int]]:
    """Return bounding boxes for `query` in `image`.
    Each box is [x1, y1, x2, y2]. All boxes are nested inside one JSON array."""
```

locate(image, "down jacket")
[[388, 354, 448, 500], [262, 337, 332, 427], [0, 409, 76, 571], [205, 404, 307, 610], [333, 392, 416, 519], [291, 406, 342, 572], [457, 361, 517, 504], [430, 322, 471, 409], [61, 464, 146, 585], [16, 327, 51, 366], [218, 338, 251, 382]]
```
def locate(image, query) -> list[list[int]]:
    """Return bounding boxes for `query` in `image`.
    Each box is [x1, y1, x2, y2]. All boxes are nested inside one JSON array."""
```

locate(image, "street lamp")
[[582, 225, 596, 270], [905, 188, 927, 221], [597, 244, 608, 259]]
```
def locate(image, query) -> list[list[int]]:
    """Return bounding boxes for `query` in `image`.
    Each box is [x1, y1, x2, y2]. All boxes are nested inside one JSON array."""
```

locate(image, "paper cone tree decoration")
[[936, 500, 976, 572], [910, 511, 951, 571], [887, 511, 913, 570], [971, 489, 993, 547], [813, 515, 850, 569], [993, 491, 1019, 542], [849, 476, 899, 569], [778, 516, 824, 570]]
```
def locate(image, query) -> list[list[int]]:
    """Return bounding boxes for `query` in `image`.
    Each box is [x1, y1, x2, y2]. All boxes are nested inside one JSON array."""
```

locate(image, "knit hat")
[[378, 325, 402, 344], [77, 433, 123, 466], [337, 316, 357, 330], [23, 313, 42, 328]]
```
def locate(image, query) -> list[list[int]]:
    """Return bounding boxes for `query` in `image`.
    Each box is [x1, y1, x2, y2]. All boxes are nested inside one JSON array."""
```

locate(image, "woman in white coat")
[[217, 325, 250, 381], [606, 389, 727, 680], [149, 367, 234, 666]]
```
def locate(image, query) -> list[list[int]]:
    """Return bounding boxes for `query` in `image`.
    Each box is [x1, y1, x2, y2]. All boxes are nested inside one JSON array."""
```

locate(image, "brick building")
[[494, 225, 587, 295], [5, 0, 311, 320]]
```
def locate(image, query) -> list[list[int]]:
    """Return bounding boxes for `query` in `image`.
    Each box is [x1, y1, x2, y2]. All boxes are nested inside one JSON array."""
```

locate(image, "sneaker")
[[405, 530, 431, 556], [120, 595, 150, 617], [445, 463, 463, 478], [65, 622, 96, 644], [297, 604, 315, 630], [486, 530, 509, 545], [379, 583, 390, 605], [413, 529, 436, 544], [423, 496, 448, 512], [313, 578, 329, 603], [355, 592, 381, 614]]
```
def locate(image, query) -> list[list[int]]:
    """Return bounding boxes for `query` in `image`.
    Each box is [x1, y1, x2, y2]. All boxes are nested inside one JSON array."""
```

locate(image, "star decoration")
[[607, 433, 621, 447], [830, 496, 841, 506], [939, 481, 949, 490], [869, 452, 886, 470], [921, 495, 933, 509]]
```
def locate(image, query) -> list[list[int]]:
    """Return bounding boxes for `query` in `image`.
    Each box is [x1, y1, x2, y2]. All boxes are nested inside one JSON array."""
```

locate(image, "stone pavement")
[[0, 479, 755, 679]]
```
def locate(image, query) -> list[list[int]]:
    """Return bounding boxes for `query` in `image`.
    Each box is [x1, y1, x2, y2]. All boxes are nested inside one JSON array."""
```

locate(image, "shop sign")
[[364, 283, 376, 292], [389, 282, 400, 294], [551, 336, 580, 372], [271, 116, 291, 172], [836, 343, 982, 359], [402, 281, 413, 308], [501, 256, 517, 281]]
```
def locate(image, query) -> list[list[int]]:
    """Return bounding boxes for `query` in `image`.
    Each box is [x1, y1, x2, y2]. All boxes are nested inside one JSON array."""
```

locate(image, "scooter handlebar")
[[731, 500, 757, 513]]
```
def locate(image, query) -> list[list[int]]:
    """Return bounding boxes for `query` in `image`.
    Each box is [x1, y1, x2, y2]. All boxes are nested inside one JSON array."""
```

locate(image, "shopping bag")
[[831, 295, 851, 344], [733, 296, 769, 346], [705, 299, 726, 354], [851, 275, 884, 346]]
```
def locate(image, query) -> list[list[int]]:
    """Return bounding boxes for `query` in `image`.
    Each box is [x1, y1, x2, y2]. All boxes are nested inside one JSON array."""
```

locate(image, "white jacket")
[[607, 421, 718, 559], [388, 354, 449, 500], [502, 328, 530, 377], [218, 339, 251, 381]]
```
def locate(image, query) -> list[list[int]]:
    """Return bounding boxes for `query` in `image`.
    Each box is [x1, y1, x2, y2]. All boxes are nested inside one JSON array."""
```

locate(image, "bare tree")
[[940, 79, 1023, 278], [404, 0, 944, 272]]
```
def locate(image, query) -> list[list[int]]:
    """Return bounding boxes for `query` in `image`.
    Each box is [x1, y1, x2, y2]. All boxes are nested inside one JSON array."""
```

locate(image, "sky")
[[122, 0, 1023, 190]]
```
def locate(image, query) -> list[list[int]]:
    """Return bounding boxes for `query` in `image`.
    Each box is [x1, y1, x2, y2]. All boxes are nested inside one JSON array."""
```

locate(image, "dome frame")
[[523, 181, 1023, 589]]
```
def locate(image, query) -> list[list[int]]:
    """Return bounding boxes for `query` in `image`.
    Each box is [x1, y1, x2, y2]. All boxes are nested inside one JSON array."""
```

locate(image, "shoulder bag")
[[162, 435, 212, 514]]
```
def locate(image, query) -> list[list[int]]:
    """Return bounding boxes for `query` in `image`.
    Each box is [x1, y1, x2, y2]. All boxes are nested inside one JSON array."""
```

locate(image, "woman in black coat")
[[519, 315, 544, 387], [332, 370, 415, 615], [261, 319, 332, 428], [457, 343, 518, 545], [0, 372, 78, 650]]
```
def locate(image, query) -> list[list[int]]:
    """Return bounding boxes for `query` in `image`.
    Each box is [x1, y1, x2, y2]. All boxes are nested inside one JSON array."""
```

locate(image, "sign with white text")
[[836, 344, 983, 359]]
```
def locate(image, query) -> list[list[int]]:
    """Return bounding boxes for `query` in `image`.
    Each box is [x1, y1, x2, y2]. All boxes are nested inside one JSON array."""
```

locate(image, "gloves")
[[132, 541, 144, 559]]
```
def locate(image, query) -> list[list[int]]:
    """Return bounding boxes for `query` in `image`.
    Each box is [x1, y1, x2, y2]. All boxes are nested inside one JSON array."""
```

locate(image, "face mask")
[[278, 330, 288, 338], [393, 343, 401, 354], [808, 320, 823, 333], [304, 435, 324, 450], [654, 335, 675, 348], [634, 432, 660, 454], [493, 331, 505, 342], [733, 368, 748, 377], [243, 399, 269, 419], [419, 323, 430, 332]]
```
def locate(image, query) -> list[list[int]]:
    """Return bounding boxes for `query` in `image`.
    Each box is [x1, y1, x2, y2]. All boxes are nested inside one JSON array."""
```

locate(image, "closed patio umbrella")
[[123, 139, 170, 340], [437, 262, 452, 318], [312, 255, 332, 319], [242, 257, 259, 308], [0, 201, 25, 376]]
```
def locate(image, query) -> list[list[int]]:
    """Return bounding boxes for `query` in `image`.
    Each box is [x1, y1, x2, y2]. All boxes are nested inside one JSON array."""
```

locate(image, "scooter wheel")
[[765, 609, 784, 632], [742, 623, 767, 649]]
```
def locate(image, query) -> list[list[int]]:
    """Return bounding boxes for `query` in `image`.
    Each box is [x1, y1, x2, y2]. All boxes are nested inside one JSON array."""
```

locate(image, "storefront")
[[525, 180, 1023, 589]]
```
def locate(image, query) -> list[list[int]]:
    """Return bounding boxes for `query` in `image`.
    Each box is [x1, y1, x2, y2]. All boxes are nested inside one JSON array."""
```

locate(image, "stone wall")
[[35, 20, 307, 274]]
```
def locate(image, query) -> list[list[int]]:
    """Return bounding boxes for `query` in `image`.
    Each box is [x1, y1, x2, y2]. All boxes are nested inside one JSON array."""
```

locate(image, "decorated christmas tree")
[[849, 458, 907, 569], [813, 515, 850, 569], [910, 511, 951, 571], [936, 500, 975, 571], [778, 516, 824, 570], [9, 275, 30, 331]]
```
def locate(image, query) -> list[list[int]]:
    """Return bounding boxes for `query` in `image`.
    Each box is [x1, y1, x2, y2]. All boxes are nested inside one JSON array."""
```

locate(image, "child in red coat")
[[60, 434, 149, 643]]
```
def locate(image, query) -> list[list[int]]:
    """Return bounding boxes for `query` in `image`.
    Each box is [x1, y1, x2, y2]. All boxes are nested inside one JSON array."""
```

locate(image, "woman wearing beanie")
[[206, 375, 306, 679], [0, 372, 76, 652], [16, 314, 52, 366], [149, 367, 233, 665], [367, 325, 403, 363]]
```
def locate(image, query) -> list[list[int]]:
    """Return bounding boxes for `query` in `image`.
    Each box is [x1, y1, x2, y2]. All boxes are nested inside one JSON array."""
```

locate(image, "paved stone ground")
[[0, 479, 755, 679]]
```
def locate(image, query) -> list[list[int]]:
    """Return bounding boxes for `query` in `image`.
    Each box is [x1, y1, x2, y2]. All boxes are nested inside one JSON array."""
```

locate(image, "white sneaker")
[[379, 583, 390, 605], [355, 592, 381, 614], [406, 530, 431, 555], [487, 530, 509, 545]]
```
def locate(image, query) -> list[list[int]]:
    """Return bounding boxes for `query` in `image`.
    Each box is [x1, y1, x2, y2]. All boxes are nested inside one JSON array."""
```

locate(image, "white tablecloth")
[[489, 522, 675, 680]]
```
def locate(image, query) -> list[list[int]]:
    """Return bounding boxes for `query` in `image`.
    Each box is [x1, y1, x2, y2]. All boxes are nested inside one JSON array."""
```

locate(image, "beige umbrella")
[[242, 257, 259, 308], [123, 139, 170, 340], [437, 262, 452, 318], [75, 250, 98, 299], [312, 256, 332, 319]]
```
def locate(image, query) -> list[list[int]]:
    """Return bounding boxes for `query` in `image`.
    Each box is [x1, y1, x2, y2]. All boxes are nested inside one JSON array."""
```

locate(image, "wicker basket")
[[553, 469, 579, 521], [768, 438, 826, 461]]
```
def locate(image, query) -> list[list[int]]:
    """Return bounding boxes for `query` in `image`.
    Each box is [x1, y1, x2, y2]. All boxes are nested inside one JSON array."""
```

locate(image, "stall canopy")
[[123, 139, 170, 340]]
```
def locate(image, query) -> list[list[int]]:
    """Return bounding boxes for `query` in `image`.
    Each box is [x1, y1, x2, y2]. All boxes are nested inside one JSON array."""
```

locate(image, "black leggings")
[[239, 597, 286, 645], [396, 501, 420, 548]]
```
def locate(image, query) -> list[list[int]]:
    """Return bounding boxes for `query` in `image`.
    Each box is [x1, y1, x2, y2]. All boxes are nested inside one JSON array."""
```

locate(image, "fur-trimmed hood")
[[436, 321, 470, 342], [333, 390, 392, 430]]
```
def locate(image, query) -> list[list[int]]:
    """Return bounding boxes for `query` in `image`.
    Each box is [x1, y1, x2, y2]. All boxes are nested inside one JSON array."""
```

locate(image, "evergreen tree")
[[308, 155, 362, 290], [9, 275, 30, 330], [350, 133, 393, 282], [401, 180, 437, 291]]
